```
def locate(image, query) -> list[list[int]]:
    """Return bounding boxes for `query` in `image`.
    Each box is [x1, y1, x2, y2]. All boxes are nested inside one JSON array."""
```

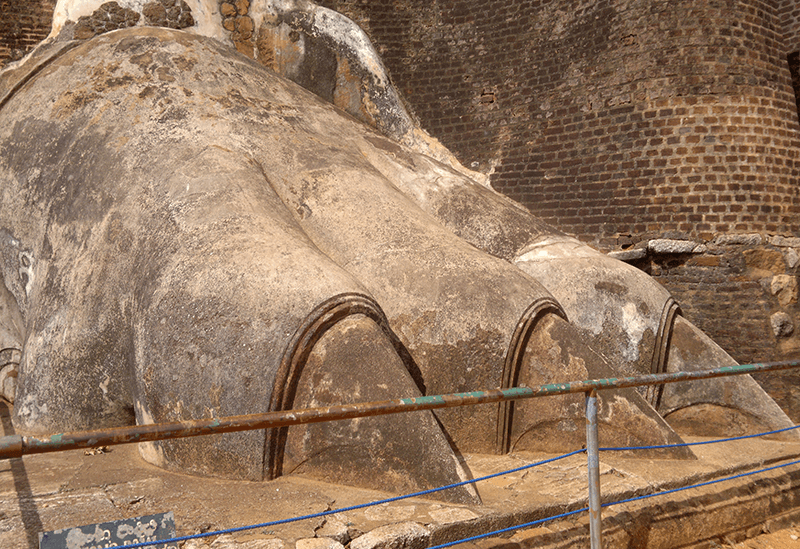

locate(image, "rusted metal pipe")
[[1, 360, 799, 460]]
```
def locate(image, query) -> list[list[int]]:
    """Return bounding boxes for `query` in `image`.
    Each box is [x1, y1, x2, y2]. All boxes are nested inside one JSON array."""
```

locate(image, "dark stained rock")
[[73, 2, 141, 40]]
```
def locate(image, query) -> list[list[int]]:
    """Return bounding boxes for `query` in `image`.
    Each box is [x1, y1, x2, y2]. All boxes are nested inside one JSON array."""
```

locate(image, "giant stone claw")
[[0, 1, 795, 501]]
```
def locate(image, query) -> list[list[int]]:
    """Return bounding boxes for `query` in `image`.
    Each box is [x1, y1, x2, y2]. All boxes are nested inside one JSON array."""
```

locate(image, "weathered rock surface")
[[771, 312, 795, 338], [349, 522, 430, 549], [0, 5, 795, 495], [296, 537, 344, 549]]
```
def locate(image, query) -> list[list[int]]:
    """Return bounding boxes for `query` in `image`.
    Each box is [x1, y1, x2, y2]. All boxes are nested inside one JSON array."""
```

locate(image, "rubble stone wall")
[[620, 235, 799, 362], [624, 233, 800, 417]]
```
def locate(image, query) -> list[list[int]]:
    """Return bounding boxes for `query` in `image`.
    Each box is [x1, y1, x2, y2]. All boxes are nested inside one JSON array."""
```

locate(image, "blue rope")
[[427, 507, 589, 549], [603, 457, 800, 509], [111, 449, 586, 549], [94, 423, 800, 549], [599, 423, 800, 451], [425, 454, 800, 549]]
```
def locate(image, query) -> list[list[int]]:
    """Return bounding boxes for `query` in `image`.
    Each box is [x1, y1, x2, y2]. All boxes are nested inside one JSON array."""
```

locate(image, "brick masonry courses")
[[4, 3, 800, 247], [0, 0, 56, 65], [3, 1, 800, 410], [319, 0, 800, 248]]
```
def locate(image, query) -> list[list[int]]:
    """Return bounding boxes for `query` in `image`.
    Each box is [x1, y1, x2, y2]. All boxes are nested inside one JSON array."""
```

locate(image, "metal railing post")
[[586, 389, 602, 549]]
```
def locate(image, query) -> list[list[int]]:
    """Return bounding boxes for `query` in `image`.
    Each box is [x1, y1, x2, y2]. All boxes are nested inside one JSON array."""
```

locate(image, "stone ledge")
[[770, 235, 800, 248], [712, 233, 764, 246], [647, 239, 706, 254], [606, 249, 646, 261]]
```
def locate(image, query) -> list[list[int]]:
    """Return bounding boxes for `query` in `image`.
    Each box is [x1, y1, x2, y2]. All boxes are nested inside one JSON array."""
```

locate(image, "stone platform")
[[2, 402, 800, 549]]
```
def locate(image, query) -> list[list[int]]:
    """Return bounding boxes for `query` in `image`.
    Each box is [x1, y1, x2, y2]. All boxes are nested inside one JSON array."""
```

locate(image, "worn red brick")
[[0, 0, 56, 66]]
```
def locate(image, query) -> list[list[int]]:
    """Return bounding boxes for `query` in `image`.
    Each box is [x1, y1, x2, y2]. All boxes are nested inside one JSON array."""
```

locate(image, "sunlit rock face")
[[0, 0, 794, 498]]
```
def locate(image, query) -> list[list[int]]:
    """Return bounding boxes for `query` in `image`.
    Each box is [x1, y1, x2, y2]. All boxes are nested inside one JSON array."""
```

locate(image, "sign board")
[[39, 511, 178, 549]]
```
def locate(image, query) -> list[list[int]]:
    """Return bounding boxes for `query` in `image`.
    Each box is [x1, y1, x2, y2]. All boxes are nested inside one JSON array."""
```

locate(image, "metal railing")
[[2, 359, 800, 548]]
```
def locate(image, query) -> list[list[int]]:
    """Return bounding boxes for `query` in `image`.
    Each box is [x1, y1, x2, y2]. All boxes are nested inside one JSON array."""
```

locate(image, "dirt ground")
[[725, 526, 800, 548]]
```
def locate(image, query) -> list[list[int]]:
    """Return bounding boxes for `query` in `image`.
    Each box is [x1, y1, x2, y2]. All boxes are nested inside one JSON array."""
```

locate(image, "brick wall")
[[0, 0, 56, 67], [318, 0, 800, 394], [780, 0, 800, 44], [321, 0, 800, 250], [779, 0, 800, 133]]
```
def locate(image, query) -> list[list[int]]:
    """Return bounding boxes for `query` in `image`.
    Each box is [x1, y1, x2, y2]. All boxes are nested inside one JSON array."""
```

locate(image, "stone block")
[[743, 248, 785, 275], [315, 515, 351, 545], [785, 248, 800, 270], [427, 506, 479, 525], [296, 537, 344, 549], [770, 275, 798, 306], [241, 540, 285, 549], [349, 522, 430, 549], [713, 233, 763, 246], [648, 239, 702, 254], [770, 312, 794, 338], [510, 527, 555, 543], [209, 536, 285, 549], [769, 236, 800, 248]]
